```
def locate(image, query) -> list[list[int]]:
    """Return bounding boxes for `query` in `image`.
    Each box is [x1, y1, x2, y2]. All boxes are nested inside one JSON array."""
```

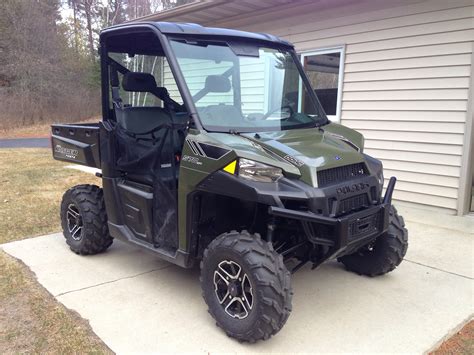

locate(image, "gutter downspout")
[[457, 42, 474, 216]]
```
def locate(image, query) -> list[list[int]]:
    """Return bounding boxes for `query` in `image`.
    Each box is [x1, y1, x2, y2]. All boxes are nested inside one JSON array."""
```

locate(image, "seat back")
[[114, 106, 188, 187], [115, 106, 171, 134], [112, 72, 188, 186]]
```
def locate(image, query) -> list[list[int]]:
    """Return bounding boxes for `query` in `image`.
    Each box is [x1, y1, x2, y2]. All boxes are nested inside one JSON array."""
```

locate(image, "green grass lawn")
[[0, 149, 110, 353], [0, 149, 99, 244]]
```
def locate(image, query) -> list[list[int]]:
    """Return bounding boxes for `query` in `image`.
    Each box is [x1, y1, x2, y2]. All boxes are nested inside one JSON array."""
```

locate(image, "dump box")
[[51, 123, 100, 168]]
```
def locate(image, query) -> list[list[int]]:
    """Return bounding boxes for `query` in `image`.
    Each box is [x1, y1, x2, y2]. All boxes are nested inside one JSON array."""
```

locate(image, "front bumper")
[[268, 177, 396, 256]]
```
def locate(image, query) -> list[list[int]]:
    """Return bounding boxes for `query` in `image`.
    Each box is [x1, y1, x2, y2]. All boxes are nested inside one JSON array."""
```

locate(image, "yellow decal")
[[223, 160, 237, 174]]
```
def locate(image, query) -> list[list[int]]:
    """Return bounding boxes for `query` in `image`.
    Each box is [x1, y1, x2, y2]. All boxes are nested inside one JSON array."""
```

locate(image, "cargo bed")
[[51, 123, 101, 168]]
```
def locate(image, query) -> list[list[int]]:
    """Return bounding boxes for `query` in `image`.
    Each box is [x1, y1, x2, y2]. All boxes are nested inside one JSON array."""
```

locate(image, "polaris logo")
[[54, 144, 78, 159], [336, 182, 370, 195], [182, 154, 202, 166], [283, 155, 305, 167]]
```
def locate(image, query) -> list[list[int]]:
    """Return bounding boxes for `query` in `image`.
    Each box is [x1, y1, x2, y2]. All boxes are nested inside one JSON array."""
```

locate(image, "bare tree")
[[0, 0, 101, 128], [108, 0, 125, 26], [0, 0, 196, 129], [67, 0, 79, 51], [82, 0, 96, 60]]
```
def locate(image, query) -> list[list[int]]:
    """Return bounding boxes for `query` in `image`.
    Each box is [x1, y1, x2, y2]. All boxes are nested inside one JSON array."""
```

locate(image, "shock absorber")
[[267, 216, 276, 243]]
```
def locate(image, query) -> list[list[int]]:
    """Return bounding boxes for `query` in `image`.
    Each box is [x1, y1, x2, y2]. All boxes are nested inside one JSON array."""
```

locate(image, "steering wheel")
[[261, 105, 294, 120]]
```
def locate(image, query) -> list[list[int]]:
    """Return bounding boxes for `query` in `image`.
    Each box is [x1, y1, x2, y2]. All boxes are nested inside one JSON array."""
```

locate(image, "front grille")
[[317, 163, 368, 187], [339, 194, 369, 215], [348, 212, 381, 240]]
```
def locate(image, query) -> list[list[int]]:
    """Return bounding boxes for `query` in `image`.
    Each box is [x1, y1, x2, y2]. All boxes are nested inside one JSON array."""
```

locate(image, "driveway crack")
[[55, 264, 172, 297], [404, 259, 473, 280]]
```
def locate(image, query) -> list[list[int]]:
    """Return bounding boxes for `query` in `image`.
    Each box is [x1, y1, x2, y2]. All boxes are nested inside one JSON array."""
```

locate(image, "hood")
[[208, 123, 366, 187]]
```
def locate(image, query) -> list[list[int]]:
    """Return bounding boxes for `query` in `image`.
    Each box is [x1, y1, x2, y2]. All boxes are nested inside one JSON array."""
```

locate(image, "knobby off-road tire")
[[339, 206, 408, 277], [200, 230, 292, 343], [60, 184, 113, 255]]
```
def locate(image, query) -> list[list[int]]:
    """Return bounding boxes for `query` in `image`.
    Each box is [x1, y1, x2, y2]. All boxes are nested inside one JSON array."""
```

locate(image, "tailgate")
[[51, 123, 101, 168]]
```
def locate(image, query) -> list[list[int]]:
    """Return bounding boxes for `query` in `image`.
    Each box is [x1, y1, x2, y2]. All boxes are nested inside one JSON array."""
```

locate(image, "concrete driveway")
[[2, 205, 473, 353]]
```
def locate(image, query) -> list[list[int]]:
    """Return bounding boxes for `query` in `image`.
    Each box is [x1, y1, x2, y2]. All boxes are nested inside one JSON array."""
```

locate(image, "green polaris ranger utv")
[[51, 22, 408, 342]]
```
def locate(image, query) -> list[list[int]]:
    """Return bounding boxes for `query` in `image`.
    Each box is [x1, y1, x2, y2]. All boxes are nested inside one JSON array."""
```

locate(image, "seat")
[[113, 72, 187, 186], [115, 106, 172, 134]]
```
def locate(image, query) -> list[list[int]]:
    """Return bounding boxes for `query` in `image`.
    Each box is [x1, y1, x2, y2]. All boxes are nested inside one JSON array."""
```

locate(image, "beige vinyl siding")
[[220, 0, 473, 213]]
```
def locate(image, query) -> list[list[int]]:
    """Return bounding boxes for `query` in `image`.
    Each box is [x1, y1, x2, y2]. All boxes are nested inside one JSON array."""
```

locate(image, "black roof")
[[101, 21, 293, 48]]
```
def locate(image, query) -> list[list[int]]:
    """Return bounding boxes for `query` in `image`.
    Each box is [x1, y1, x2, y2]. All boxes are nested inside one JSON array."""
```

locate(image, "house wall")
[[210, 0, 474, 213]]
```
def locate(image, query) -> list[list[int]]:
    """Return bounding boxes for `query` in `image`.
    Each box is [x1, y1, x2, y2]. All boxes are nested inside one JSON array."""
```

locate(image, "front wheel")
[[200, 231, 292, 342], [339, 206, 408, 276]]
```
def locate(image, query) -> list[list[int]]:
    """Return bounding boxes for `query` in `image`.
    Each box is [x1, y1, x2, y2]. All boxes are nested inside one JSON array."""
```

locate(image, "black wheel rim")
[[66, 203, 83, 241], [213, 260, 253, 319]]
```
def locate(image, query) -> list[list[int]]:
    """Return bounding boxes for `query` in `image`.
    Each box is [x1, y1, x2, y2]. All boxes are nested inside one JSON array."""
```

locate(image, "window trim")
[[299, 45, 346, 122]]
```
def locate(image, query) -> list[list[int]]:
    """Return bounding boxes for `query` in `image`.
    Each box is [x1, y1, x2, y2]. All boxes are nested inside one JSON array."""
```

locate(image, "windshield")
[[169, 39, 327, 133]]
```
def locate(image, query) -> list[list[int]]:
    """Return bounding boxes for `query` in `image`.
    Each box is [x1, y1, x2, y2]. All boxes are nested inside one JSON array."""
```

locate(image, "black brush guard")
[[269, 177, 397, 265]]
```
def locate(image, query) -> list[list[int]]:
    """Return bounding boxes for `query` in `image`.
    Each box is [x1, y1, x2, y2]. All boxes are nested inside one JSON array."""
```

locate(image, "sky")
[[59, 0, 173, 23], [59, 0, 110, 23]]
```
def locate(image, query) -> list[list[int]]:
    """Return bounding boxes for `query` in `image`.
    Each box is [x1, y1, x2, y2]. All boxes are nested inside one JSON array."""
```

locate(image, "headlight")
[[238, 158, 282, 183]]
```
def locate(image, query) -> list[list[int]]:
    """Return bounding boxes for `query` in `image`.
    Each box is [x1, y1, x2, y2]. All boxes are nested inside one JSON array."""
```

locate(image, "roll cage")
[[99, 22, 328, 131]]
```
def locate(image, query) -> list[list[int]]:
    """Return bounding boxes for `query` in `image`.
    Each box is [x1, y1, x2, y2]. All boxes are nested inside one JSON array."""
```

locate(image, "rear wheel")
[[200, 230, 292, 342], [60, 184, 113, 255], [339, 206, 408, 276]]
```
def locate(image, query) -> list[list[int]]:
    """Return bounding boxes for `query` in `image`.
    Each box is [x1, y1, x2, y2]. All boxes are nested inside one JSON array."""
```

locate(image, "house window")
[[300, 47, 345, 121]]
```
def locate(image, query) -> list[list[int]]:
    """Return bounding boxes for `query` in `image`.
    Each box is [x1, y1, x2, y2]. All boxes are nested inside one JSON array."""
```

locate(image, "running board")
[[108, 222, 193, 268]]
